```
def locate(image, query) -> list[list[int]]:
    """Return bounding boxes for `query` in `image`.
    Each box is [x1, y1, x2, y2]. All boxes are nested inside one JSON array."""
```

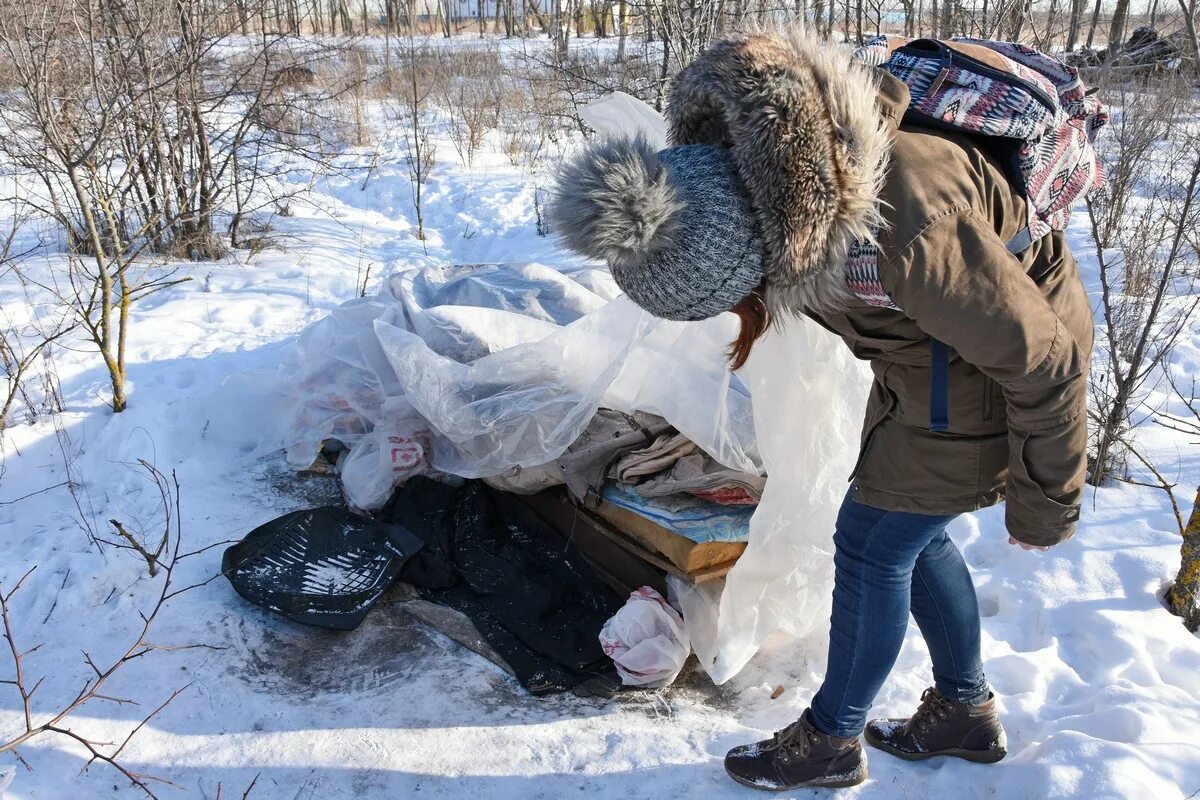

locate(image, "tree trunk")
[[1108, 0, 1130, 52], [899, 0, 913, 35], [1044, 0, 1060, 51], [1166, 487, 1200, 632], [616, 0, 627, 59], [1085, 0, 1102, 49], [1066, 0, 1083, 50], [656, 18, 670, 111], [1010, 0, 1029, 41], [1178, 0, 1199, 63]]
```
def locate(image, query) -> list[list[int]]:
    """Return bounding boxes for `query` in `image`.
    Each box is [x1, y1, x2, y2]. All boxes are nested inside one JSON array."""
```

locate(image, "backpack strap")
[[1005, 226, 1034, 255]]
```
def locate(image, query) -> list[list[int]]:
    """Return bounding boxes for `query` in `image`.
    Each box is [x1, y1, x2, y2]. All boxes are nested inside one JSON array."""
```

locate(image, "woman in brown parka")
[[551, 29, 1091, 792]]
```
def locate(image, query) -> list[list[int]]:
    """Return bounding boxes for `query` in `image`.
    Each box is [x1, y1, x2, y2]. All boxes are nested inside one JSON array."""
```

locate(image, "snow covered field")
[[2, 35, 1200, 800]]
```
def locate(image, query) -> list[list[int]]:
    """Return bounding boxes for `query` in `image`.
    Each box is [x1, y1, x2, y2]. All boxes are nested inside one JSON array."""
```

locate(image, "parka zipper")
[[983, 375, 996, 422]]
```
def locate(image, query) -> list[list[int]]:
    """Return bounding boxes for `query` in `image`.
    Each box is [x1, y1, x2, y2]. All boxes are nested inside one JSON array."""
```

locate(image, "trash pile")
[[220, 256, 871, 692], [1067, 25, 1188, 74]]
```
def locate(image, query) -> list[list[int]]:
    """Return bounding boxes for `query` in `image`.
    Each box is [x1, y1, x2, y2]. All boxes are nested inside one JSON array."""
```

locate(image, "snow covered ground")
[[2, 37, 1200, 800]]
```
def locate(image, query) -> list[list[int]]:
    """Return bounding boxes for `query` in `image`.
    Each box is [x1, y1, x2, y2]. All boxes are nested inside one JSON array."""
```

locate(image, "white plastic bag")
[[579, 91, 669, 148], [599, 587, 690, 688], [0, 767, 14, 799]]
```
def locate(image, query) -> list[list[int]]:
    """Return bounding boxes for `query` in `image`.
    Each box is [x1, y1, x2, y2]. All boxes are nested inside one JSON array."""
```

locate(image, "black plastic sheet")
[[385, 478, 623, 695]]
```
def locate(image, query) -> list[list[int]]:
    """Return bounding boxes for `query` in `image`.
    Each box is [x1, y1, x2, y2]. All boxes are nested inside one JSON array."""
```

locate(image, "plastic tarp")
[[231, 261, 761, 510], [231, 259, 869, 683], [705, 322, 869, 681]]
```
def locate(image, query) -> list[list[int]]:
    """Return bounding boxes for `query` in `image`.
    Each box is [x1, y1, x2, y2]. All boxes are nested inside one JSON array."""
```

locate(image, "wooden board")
[[518, 489, 739, 596], [592, 500, 747, 573]]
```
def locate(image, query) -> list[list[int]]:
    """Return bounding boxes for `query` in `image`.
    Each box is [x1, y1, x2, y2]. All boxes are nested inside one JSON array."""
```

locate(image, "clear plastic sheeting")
[[237, 262, 760, 510], [704, 319, 871, 683]]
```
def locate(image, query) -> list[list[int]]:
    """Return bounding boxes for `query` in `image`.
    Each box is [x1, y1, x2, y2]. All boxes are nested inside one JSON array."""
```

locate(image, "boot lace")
[[911, 688, 955, 732], [766, 717, 822, 764]]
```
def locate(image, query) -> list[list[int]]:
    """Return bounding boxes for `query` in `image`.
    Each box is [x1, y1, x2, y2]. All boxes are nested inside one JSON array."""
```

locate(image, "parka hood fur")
[[666, 29, 893, 316]]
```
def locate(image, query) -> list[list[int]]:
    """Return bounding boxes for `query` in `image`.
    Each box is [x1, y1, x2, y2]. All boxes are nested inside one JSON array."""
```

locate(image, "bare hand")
[[1008, 536, 1049, 552]]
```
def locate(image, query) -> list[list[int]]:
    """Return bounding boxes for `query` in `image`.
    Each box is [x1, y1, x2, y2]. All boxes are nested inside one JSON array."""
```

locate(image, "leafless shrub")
[[385, 38, 439, 241], [436, 47, 503, 167], [0, 464, 226, 797], [0, 216, 71, 430], [0, 0, 358, 411], [1085, 78, 1200, 485]]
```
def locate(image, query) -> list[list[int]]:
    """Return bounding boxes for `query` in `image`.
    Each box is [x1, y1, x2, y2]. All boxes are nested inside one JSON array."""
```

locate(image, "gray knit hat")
[[549, 136, 764, 322]]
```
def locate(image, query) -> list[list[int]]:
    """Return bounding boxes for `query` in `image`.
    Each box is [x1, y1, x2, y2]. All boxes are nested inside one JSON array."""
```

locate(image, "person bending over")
[[551, 29, 1091, 792]]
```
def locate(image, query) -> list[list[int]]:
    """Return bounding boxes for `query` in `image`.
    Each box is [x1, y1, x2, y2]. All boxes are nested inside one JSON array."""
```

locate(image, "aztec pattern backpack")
[[846, 36, 1108, 430], [846, 36, 1108, 306]]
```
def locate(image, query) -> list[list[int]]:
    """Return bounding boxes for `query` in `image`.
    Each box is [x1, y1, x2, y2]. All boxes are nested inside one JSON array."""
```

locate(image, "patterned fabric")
[[844, 36, 1107, 310], [845, 228, 900, 310], [958, 37, 1109, 241]]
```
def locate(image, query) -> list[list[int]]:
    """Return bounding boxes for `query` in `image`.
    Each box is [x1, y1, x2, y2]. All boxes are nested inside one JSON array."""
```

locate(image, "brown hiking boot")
[[865, 688, 1007, 764], [724, 709, 868, 791]]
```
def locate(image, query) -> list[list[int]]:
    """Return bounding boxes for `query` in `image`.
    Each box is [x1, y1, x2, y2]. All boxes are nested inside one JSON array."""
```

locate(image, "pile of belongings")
[[220, 257, 871, 688], [1066, 25, 1187, 73], [223, 407, 763, 695], [485, 408, 762, 582]]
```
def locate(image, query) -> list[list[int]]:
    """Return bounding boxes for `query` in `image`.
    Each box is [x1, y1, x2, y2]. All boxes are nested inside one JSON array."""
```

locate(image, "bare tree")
[[1108, 0, 1130, 52], [0, 0, 353, 412], [1086, 80, 1200, 486], [1066, 0, 1084, 50], [0, 214, 71, 429], [437, 47, 503, 167]]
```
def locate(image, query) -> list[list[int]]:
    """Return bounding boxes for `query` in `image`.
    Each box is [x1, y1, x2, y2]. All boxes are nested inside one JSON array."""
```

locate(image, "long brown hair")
[[727, 287, 771, 371]]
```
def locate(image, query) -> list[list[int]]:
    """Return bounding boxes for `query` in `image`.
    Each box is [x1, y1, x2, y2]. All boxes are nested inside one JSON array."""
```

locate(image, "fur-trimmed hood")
[[666, 29, 897, 316]]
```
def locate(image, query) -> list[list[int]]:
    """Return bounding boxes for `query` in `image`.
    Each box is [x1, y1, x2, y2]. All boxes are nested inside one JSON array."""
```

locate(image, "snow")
[[2, 41, 1200, 800]]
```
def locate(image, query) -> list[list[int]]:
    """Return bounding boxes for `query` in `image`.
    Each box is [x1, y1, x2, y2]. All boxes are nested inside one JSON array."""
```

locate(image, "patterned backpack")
[[849, 36, 1108, 287], [848, 37, 1108, 430]]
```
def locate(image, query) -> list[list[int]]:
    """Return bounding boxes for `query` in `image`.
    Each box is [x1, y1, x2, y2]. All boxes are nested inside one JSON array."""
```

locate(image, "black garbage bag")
[[384, 478, 623, 695], [223, 506, 424, 631]]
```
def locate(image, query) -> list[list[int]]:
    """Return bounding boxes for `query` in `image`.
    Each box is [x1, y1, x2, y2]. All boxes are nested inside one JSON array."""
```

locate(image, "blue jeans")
[[809, 491, 990, 738]]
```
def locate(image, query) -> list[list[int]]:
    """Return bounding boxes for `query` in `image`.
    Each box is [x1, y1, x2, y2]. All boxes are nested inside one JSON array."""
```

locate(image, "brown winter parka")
[[819, 74, 1093, 546]]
